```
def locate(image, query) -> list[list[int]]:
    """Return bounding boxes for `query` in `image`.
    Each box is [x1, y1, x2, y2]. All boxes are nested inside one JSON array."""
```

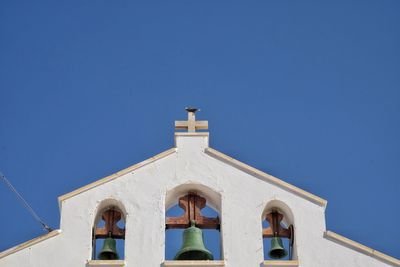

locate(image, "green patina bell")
[[98, 237, 119, 260], [268, 236, 288, 259], [174, 220, 214, 260]]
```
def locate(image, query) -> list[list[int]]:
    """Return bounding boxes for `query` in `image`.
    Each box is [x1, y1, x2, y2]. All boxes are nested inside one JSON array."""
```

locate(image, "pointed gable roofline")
[[3, 144, 399, 265], [205, 147, 327, 207], [58, 145, 327, 208], [58, 148, 177, 205]]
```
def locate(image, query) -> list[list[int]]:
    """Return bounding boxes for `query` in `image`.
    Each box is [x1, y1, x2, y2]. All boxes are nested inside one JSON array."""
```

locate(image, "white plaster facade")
[[0, 131, 399, 267]]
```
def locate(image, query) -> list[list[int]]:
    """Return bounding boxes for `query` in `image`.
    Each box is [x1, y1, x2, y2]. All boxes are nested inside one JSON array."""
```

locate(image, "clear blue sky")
[[1, 0, 399, 260]]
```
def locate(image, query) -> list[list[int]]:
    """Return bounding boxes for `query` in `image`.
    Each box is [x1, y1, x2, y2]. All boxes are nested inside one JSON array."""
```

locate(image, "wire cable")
[[0, 171, 53, 232]]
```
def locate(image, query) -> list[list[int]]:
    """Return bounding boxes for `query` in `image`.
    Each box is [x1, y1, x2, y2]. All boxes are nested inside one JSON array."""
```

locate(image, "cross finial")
[[175, 107, 208, 132]]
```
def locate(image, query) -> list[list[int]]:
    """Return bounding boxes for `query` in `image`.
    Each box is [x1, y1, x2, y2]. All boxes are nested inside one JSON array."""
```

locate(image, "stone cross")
[[175, 108, 208, 132]]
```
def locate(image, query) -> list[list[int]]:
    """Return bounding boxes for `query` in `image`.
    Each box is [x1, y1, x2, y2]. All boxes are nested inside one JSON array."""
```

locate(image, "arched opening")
[[92, 201, 126, 260], [165, 184, 222, 261], [262, 200, 295, 261]]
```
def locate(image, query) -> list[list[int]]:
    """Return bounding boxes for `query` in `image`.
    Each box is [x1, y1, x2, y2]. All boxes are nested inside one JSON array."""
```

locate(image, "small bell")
[[174, 220, 214, 260], [268, 236, 288, 259], [98, 237, 119, 260]]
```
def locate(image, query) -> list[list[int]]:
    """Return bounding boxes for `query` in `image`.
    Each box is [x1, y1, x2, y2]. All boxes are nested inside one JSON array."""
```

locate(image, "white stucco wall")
[[0, 134, 397, 267]]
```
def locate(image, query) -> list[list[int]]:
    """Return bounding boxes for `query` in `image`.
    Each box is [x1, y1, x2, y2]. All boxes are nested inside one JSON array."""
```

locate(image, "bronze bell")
[[268, 236, 288, 259], [98, 237, 119, 260], [174, 220, 214, 260]]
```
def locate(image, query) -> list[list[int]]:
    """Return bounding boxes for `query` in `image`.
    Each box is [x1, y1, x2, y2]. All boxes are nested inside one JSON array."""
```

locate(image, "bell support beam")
[[95, 209, 125, 239], [166, 192, 220, 230], [262, 211, 292, 239]]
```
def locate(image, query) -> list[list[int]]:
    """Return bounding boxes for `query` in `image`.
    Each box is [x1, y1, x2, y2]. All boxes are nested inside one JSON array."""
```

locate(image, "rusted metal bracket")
[[166, 192, 220, 230], [262, 211, 293, 244], [94, 208, 125, 239]]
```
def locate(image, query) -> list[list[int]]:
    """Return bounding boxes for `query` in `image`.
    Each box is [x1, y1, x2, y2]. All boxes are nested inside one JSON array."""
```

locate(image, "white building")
[[0, 110, 399, 267]]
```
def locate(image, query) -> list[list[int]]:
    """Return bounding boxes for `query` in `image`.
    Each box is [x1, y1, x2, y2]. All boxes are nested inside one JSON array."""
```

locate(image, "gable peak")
[[174, 108, 209, 150]]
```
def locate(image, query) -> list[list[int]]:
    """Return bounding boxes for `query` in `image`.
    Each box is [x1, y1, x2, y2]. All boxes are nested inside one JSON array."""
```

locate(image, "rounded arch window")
[[92, 204, 126, 260], [262, 200, 295, 261], [165, 185, 222, 261]]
